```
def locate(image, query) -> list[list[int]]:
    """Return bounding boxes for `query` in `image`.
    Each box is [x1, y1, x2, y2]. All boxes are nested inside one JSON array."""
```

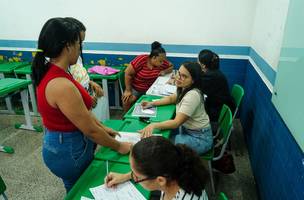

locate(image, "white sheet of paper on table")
[[132, 103, 157, 117], [115, 132, 162, 144], [90, 181, 146, 200], [80, 197, 94, 200]]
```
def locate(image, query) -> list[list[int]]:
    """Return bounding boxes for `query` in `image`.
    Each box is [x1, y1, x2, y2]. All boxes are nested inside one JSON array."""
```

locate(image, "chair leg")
[[208, 160, 215, 194], [1, 193, 8, 200]]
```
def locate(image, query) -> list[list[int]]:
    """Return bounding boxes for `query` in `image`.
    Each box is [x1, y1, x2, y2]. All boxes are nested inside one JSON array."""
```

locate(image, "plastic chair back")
[[231, 84, 244, 119], [218, 192, 229, 200]]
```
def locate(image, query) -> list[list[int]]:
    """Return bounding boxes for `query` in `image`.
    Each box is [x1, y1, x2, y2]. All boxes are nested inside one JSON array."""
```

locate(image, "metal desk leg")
[[0, 73, 14, 114], [18, 89, 35, 130], [101, 79, 110, 120], [25, 74, 38, 115]]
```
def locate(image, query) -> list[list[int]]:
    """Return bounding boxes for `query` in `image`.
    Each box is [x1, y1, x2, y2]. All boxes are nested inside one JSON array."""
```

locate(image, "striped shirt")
[[161, 189, 208, 200], [131, 54, 171, 92]]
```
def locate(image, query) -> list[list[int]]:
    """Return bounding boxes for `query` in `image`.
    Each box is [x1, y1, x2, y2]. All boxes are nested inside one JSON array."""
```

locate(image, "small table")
[[0, 62, 30, 114], [14, 64, 38, 115], [0, 78, 35, 154], [94, 119, 171, 163], [85, 65, 125, 119], [123, 95, 176, 122], [65, 159, 150, 200]]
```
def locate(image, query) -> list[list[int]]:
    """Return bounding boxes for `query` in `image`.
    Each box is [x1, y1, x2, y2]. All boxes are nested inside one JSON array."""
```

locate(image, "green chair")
[[231, 84, 244, 120], [218, 192, 228, 200], [0, 175, 8, 200], [201, 104, 233, 194]]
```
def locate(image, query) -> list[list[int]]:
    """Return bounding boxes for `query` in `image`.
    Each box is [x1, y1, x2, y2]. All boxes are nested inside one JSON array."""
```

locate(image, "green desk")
[[84, 65, 126, 119], [65, 159, 150, 200], [94, 119, 171, 163], [0, 62, 30, 113], [14, 64, 38, 115], [123, 95, 176, 122], [0, 78, 35, 153]]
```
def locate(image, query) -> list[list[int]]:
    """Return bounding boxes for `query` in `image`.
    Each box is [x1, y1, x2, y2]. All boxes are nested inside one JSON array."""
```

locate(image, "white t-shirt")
[[161, 189, 208, 200], [176, 89, 210, 130]]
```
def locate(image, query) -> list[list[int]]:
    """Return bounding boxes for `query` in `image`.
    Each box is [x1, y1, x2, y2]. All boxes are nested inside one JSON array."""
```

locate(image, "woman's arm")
[[139, 112, 189, 138], [46, 78, 130, 154], [122, 64, 136, 102]]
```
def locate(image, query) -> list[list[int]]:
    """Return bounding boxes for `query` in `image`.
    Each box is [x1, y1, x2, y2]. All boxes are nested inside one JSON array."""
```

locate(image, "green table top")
[[14, 64, 32, 75], [123, 95, 176, 122], [65, 159, 150, 200], [0, 78, 31, 97], [94, 119, 171, 163], [84, 65, 125, 81], [0, 62, 30, 73]]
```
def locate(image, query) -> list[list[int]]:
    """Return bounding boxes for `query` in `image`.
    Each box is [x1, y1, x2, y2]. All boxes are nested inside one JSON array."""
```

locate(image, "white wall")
[[250, 0, 290, 70], [0, 0, 256, 46]]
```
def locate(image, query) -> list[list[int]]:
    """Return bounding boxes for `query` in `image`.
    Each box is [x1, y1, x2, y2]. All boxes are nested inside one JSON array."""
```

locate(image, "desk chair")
[[0, 175, 8, 200], [201, 104, 233, 194], [231, 84, 244, 120], [218, 192, 228, 200]]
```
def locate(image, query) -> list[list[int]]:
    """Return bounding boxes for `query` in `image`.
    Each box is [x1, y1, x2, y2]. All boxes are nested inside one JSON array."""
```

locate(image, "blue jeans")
[[42, 129, 94, 192], [171, 126, 213, 155]]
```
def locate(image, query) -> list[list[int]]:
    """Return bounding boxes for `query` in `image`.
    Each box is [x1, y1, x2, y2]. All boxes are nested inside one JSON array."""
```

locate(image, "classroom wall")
[[0, 0, 255, 46]]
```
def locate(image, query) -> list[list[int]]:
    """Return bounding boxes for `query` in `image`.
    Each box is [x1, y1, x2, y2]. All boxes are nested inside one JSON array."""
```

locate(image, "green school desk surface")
[[0, 78, 31, 97], [123, 95, 176, 122], [0, 62, 29, 74], [65, 159, 150, 200], [13, 64, 31, 75], [94, 119, 171, 163]]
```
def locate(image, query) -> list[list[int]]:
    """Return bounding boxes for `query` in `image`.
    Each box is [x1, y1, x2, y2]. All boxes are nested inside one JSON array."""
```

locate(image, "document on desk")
[[115, 132, 162, 144], [90, 181, 146, 200], [132, 103, 157, 117], [80, 197, 94, 200], [115, 132, 141, 144]]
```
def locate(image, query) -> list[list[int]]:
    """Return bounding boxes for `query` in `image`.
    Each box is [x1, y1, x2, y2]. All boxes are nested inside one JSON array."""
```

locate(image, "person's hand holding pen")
[[104, 172, 131, 188], [141, 101, 154, 109]]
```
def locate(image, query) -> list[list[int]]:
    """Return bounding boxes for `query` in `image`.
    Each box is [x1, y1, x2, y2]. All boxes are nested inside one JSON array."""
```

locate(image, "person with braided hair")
[[105, 136, 209, 200]]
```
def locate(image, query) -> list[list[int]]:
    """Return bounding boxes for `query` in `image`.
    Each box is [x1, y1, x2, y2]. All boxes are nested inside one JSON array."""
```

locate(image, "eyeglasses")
[[176, 71, 189, 80], [131, 171, 157, 184]]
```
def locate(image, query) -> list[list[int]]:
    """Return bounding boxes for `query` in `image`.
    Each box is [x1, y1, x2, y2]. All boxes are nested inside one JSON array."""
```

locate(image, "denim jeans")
[[171, 126, 213, 155], [42, 129, 94, 192]]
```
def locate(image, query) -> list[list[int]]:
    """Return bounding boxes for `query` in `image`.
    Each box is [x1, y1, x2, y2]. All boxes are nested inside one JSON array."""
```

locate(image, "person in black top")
[[198, 50, 235, 130]]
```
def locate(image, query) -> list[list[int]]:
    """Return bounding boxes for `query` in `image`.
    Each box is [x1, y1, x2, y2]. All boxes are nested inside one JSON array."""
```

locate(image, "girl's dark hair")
[[65, 17, 86, 63], [176, 62, 204, 104], [132, 136, 208, 196], [198, 49, 219, 70], [31, 17, 80, 86], [149, 41, 166, 58]]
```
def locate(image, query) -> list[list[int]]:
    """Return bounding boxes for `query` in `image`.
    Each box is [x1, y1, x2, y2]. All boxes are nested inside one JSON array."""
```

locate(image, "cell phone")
[[139, 117, 151, 124]]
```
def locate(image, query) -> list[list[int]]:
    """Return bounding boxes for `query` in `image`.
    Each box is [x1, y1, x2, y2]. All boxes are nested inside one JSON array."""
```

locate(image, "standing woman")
[[32, 18, 130, 192], [122, 41, 173, 112], [140, 62, 213, 155], [105, 136, 209, 200]]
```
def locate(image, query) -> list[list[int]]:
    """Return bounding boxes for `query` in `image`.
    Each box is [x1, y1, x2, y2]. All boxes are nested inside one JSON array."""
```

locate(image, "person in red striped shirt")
[[122, 41, 173, 112]]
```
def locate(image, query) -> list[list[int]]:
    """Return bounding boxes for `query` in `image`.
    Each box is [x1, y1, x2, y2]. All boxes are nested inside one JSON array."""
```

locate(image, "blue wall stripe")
[[0, 39, 249, 55], [249, 48, 276, 85]]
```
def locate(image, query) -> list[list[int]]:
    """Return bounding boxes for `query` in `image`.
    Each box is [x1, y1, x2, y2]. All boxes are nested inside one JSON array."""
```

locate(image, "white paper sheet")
[[90, 181, 146, 200]]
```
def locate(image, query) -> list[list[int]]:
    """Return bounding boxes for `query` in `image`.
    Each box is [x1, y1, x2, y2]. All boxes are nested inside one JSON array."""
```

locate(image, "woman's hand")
[[139, 123, 156, 138], [92, 96, 98, 108], [104, 172, 130, 188], [90, 81, 103, 97], [104, 127, 120, 138], [122, 90, 132, 103], [117, 142, 132, 154], [141, 101, 153, 109]]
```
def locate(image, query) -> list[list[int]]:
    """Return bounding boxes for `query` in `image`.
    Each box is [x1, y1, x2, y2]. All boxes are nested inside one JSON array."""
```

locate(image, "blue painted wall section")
[[240, 61, 304, 200]]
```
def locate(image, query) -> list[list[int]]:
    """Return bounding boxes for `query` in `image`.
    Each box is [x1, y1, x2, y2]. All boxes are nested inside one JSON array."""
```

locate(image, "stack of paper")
[[132, 103, 157, 117], [89, 181, 146, 200], [115, 132, 141, 144]]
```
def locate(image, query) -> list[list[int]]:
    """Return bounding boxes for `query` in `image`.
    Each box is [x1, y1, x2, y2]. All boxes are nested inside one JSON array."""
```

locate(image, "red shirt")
[[131, 55, 171, 92], [37, 63, 93, 132]]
